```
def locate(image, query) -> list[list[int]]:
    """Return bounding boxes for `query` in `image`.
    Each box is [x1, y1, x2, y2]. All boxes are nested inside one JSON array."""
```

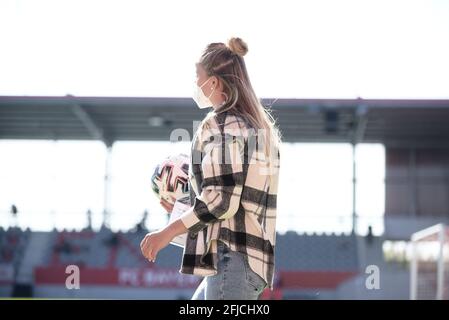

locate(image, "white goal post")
[[410, 223, 449, 300]]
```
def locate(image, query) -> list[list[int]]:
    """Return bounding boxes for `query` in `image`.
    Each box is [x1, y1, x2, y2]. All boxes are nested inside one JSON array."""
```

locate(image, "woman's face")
[[195, 62, 227, 108], [195, 62, 215, 97]]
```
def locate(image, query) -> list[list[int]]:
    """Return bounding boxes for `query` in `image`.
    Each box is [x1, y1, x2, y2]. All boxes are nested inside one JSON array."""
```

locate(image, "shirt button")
[[189, 233, 197, 239]]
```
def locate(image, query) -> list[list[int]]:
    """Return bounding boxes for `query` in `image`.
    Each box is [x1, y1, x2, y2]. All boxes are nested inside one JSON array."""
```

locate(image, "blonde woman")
[[141, 37, 281, 300]]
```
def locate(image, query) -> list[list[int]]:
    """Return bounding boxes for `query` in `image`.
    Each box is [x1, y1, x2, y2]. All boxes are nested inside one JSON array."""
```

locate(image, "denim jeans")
[[191, 241, 267, 300]]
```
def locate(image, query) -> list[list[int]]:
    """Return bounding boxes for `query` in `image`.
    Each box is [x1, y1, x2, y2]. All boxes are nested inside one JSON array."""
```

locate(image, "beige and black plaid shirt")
[[179, 109, 280, 289]]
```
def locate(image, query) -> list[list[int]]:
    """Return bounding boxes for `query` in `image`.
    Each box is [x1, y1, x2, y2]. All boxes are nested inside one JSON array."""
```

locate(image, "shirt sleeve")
[[180, 129, 245, 235]]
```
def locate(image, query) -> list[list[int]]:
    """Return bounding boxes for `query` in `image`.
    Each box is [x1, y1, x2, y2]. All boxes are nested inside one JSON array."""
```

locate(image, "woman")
[[140, 37, 281, 300]]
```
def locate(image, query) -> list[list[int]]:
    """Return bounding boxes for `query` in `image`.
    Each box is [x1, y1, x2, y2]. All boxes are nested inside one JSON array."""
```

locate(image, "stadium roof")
[[1, 95, 449, 148]]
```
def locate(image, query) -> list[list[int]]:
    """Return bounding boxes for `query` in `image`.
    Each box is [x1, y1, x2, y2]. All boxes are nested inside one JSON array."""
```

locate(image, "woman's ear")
[[213, 76, 223, 89], [210, 76, 217, 88]]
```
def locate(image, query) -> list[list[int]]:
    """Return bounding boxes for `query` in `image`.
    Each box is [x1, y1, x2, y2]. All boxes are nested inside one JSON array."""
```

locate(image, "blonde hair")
[[198, 37, 282, 171]]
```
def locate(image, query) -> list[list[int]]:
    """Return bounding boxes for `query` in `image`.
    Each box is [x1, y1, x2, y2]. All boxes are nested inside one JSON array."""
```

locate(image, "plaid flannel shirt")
[[179, 110, 280, 289]]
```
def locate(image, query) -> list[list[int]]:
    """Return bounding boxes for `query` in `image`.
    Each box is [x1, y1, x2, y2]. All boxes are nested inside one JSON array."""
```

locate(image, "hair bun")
[[227, 37, 248, 57]]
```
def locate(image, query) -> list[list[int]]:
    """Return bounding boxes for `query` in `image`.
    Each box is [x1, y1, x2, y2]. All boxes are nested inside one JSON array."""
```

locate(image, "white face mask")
[[193, 77, 215, 109]]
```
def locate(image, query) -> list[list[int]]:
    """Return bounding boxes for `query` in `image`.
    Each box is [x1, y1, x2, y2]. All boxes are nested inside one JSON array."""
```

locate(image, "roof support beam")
[[69, 101, 110, 146], [352, 103, 368, 144]]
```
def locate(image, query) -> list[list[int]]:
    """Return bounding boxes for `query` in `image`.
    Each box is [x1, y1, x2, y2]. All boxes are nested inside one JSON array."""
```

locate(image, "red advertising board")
[[34, 266, 201, 288]]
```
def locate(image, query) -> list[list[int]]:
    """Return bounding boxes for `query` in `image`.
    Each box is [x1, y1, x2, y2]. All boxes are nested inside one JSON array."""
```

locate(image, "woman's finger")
[[160, 200, 173, 213], [140, 233, 150, 248], [147, 246, 155, 262], [146, 235, 156, 260], [148, 240, 158, 262], [152, 249, 158, 262], [140, 240, 146, 256], [140, 236, 146, 249], [140, 235, 147, 252], [141, 235, 151, 259], [143, 237, 151, 258]]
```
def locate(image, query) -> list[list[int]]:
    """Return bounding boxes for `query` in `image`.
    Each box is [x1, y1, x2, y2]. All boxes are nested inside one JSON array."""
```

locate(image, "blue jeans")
[[191, 241, 267, 300]]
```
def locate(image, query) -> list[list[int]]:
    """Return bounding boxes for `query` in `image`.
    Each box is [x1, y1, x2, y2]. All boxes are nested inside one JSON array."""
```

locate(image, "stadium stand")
[[0, 227, 30, 269], [0, 226, 361, 299]]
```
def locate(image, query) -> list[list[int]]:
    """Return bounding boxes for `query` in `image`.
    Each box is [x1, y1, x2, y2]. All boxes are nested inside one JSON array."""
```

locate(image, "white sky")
[[0, 0, 448, 98]]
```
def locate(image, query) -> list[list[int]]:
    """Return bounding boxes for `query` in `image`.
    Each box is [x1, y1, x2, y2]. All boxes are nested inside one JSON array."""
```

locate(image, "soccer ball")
[[151, 153, 190, 212]]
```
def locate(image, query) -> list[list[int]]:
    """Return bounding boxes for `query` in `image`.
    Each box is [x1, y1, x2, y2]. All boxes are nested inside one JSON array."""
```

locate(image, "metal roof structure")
[[1, 95, 448, 148]]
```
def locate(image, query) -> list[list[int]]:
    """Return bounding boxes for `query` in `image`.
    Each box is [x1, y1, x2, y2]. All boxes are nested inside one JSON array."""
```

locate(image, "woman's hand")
[[160, 199, 174, 214], [140, 229, 172, 262], [140, 218, 188, 262]]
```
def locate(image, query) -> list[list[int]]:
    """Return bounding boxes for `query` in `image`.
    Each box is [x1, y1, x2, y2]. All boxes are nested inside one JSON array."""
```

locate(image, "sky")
[[0, 0, 448, 99]]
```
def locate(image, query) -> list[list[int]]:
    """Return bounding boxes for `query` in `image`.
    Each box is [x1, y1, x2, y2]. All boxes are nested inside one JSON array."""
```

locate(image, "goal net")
[[410, 224, 449, 300]]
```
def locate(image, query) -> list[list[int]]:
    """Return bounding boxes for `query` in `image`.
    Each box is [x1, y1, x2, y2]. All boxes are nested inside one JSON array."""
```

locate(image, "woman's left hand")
[[140, 229, 173, 262]]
